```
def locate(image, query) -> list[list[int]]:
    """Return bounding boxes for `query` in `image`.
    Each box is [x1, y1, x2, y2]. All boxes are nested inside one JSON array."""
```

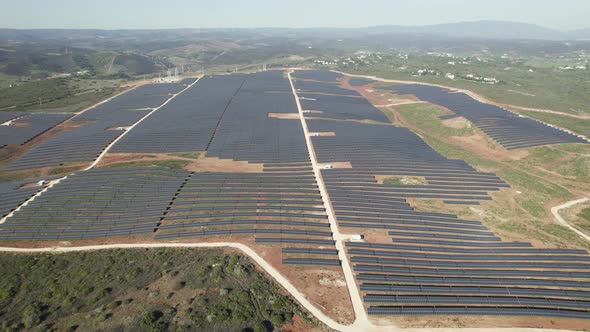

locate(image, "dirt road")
[[551, 197, 590, 242], [287, 70, 374, 331]]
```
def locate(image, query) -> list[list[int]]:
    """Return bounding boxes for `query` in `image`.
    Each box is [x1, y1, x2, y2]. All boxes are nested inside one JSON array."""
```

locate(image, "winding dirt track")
[[551, 197, 590, 242]]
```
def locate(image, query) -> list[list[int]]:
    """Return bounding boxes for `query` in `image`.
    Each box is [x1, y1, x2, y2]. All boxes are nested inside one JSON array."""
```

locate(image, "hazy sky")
[[1, 0, 589, 30]]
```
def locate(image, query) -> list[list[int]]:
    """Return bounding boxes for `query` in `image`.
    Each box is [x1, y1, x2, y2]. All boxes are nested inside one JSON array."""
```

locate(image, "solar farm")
[[1, 68, 589, 329]]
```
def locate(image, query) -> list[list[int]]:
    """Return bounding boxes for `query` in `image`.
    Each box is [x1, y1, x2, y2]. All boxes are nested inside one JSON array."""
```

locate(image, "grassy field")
[[394, 102, 590, 249], [0, 249, 312, 331], [383, 176, 427, 185], [516, 110, 590, 138], [392, 103, 475, 138]]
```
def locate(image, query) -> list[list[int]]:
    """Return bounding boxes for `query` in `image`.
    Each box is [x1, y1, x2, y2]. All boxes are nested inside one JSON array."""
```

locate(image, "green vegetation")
[[0, 170, 43, 183], [103, 159, 190, 170], [512, 144, 590, 185], [168, 151, 202, 159], [112, 54, 159, 76], [0, 249, 312, 331], [337, 53, 590, 116], [396, 103, 475, 137], [0, 77, 124, 113], [48, 165, 85, 176], [517, 110, 590, 138], [383, 176, 428, 185], [568, 206, 590, 235]]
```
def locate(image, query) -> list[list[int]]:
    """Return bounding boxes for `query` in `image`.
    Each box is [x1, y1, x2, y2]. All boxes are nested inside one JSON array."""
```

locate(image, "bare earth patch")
[[268, 113, 300, 119], [186, 156, 264, 173], [7, 121, 31, 127], [442, 116, 471, 129], [450, 133, 529, 161], [317, 161, 352, 169], [97, 153, 172, 167]]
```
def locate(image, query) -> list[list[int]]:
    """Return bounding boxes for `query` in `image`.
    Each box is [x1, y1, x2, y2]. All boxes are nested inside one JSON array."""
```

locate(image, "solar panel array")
[[308, 119, 507, 207], [154, 172, 339, 265], [0, 113, 71, 148], [3, 69, 589, 321], [384, 84, 587, 149], [292, 70, 343, 82], [0, 176, 60, 218], [297, 70, 590, 320], [151, 71, 339, 266], [298, 94, 390, 123], [207, 71, 309, 163], [292, 70, 388, 123], [111, 77, 238, 153], [350, 240, 590, 319], [3, 83, 188, 170], [294, 80, 361, 97], [0, 167, 189, 241]]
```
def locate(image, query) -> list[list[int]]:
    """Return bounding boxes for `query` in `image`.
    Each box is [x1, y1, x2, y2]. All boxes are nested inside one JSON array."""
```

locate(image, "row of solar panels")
[[350, 248, 590, 262], [360, 284, 590, 298], [364, 294, 590, 309], [357, 273, 590, 289], [155, 228, 332, 239], [159, 220, 330, 231], [347, 241, 586, 254], [354, 264, 590, 278], [367, 306, 590, 319]]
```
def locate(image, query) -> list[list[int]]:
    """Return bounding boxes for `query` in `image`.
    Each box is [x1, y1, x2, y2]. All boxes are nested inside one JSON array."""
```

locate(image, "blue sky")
[[1, 0, 589, 30]]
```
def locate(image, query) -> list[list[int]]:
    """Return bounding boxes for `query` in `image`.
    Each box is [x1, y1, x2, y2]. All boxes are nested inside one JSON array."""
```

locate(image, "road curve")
[[551, 197, 590, 242], [0, 242, 579, 332]]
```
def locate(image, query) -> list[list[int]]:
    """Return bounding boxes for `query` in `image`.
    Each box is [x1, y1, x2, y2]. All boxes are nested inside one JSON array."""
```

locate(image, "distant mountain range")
[[365, 21, 590, 40], [1, 20, 589, 41]]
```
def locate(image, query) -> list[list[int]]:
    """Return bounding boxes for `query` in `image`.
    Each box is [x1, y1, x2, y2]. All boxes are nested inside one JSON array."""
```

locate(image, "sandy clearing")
[[442, 116, 471, 129], [186, 156, 264, 173]]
